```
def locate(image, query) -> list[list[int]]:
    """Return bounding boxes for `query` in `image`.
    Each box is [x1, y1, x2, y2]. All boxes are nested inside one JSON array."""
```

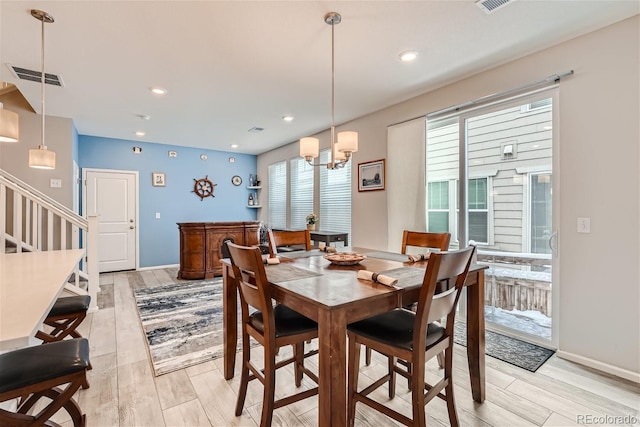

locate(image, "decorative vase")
[[307, 224, 316, 231]]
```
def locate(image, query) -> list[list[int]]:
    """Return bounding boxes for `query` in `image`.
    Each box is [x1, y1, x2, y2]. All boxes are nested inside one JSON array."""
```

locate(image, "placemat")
[[364, 251, 410, 263], [280, 250, 326, 259], [265, 263, 322, 283], [378, 266, 425, 289]]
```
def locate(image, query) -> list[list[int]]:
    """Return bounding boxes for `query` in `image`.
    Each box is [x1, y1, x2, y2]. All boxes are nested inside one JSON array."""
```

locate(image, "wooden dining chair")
[[365, 230, 451, 366], [0, 338, 91, 427], [226, 242, 319, 426], [267, 229, 312, 256], [347, 246, 474, 427], [401, 230, 451, 254]]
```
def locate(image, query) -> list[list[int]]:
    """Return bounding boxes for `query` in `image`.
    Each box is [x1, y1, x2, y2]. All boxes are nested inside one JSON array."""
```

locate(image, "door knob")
[[130, 226, 135, 229]]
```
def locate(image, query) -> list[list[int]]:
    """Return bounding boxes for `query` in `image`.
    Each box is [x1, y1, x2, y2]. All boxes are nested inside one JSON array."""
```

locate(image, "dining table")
[[221, 247, 487, 427]]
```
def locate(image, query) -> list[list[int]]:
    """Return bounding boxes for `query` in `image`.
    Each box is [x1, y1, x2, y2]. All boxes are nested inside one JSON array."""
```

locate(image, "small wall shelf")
[[247, 183, 261, 209]]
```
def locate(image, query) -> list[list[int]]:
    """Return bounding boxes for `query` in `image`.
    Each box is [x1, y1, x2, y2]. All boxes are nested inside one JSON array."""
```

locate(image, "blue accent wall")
[[78, 135, 257, 268]]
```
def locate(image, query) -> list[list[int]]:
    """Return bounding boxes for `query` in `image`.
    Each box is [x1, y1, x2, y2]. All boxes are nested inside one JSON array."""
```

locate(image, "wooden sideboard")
[[177, 221, 260, 279]]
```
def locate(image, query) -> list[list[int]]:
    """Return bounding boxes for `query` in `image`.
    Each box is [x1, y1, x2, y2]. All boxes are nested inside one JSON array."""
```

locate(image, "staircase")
[[0, 168, 99, 312]]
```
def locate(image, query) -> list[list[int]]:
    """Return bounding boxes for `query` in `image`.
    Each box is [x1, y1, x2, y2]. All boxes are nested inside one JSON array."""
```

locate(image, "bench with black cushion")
[[36, 295, 91, 343], [0, 338, 91, 427]]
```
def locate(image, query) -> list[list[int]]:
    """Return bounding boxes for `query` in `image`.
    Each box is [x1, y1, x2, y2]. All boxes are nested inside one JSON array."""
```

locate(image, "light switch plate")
[[155, 212, 161, 219], [50, 179, 62, 188], [577, 217, 590, 233]]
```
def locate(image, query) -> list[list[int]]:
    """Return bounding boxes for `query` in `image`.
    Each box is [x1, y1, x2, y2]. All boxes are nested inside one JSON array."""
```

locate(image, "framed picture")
[[358, 159, 385, 192], [152, 172, 166, 187]]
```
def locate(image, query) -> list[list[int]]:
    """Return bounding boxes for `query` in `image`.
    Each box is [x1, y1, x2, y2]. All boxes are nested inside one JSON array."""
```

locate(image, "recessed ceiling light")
[[150, 87, 167, 95], [399, 50, 418, 62], [231, 144, 239, 148], [282, 115, 294, 122], [135, 131, 146, 137]]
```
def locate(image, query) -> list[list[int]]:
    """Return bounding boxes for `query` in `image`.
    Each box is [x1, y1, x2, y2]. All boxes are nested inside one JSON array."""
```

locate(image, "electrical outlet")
[[155, 212, 161, 219]]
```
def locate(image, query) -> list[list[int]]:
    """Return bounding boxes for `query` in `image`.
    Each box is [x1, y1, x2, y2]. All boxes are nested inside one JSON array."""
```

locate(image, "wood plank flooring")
[[56, 268, 639, 426]]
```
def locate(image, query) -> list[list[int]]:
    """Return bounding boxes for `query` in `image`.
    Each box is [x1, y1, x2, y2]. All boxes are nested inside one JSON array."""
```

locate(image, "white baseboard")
[[137, 264, 180, 271], [556, 350, 640, 383]]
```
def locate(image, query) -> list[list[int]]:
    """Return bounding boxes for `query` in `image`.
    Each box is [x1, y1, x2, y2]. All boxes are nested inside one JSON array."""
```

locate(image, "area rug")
[[134, 279, 235, 376], [454, 321, 554, 372]]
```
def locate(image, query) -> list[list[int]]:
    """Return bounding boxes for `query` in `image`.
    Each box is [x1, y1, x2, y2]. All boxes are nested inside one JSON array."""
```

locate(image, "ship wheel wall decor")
[[192, 176, 217, 200]]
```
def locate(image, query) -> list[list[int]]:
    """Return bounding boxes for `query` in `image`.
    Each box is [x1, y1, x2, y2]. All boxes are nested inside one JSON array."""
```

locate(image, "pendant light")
[[0, 102, 19, 142], [299, 12, 358, 170], [28, 9, 56, 170]]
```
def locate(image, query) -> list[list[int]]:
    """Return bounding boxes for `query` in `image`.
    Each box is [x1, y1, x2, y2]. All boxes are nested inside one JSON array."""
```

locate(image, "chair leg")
[[293, 342, 304, 387], [261, 348, 276, 427], [437, 350, 445, 369], [234, 334, 251, 416], [387, 355, 396, 398], [444, 346, 459, 426], [11, 371, 87, 427], [365, 346, 371, 366], [410, 366, 427, 427], [347, 335, 361, 427]]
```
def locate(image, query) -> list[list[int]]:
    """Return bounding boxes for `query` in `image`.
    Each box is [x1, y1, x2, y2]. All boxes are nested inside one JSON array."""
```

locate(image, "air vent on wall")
[[476, 0, 514, 14], [9, 65, 64, 87]]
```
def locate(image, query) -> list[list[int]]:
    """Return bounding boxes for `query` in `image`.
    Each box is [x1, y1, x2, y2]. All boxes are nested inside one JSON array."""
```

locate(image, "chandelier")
[[28, 9, 56, 170], [299, 12, 358, 170]]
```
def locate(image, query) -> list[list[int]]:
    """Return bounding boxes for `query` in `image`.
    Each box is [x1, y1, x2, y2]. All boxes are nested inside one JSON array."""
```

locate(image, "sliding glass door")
[[426, 89, 559, 347]]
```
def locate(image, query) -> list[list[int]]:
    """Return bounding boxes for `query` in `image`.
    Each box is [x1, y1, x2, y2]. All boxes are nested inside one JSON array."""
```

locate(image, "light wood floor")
[[52, 268, 639, 426]]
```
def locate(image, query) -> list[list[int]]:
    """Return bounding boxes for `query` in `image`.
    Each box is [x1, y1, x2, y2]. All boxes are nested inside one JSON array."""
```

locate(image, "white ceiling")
[[1, 1, 638, 155]]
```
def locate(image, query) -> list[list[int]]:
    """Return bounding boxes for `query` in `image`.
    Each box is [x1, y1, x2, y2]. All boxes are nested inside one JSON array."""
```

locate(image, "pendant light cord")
[[40, 16, 46, 150]]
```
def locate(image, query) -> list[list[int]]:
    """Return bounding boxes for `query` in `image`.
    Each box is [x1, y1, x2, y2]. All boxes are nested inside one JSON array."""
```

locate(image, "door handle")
[[548, 230, 558, 253], [130, 226, 135, 229]]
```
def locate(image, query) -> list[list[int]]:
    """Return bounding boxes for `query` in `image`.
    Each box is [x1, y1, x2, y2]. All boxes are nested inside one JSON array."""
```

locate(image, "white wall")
[[0, 89, 75, 207], [258, 16, 640, 378]]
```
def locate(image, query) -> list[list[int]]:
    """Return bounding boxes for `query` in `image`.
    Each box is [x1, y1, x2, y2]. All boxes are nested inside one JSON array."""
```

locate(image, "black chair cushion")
[[249, 305, 317, 338], [49, 295, 91, 316], [347, 309, 447, 352], [0, 338, 90, 394]]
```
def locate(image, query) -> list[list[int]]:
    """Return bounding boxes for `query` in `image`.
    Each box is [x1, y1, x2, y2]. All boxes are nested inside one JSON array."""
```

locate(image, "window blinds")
[[319, 149, 351, 238], [268, 161, 287, 229], [290, 158, 314, 229]]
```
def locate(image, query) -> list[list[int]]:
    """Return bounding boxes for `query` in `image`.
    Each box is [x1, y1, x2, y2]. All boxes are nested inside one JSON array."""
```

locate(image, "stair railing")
[[0, 168, 98, 312]]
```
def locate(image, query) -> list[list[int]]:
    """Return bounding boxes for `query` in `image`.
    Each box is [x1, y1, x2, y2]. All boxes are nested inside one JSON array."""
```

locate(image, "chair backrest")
[[267, 229, 312, 256], [401, 230, 451, 254], [226, 242, 276, 337], [413, 246, 475, 345]]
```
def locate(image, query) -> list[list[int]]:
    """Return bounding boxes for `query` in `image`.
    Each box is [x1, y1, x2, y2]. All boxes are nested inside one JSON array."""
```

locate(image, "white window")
[[290, 158, 314, 229], [427, 181, 449, 233], [319, 149, 351, 238], [268, 161, 287, 229], [530, 172, 552, 254]]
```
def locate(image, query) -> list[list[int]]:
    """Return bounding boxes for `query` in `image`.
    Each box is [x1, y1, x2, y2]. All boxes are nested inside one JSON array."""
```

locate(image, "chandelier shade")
[[0, 104, 19, 143], [299, 12, 358, 170], [28, 9, 56, 170]]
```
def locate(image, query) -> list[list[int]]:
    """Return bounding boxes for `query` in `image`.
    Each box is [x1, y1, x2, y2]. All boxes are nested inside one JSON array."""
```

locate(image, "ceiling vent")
[[248, 127, 264, 133], [9, 65, 64, 87], [476, 0, 514, 14]]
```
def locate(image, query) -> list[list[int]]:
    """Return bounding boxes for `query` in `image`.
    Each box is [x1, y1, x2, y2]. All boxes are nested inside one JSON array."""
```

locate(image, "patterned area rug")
[[454, 321, 554, 372], [134, 279, 234, 376]]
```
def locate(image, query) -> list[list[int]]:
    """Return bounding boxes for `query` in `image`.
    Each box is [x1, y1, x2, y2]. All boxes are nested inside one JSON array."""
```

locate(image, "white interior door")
[[84, 169, 137, 272]]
